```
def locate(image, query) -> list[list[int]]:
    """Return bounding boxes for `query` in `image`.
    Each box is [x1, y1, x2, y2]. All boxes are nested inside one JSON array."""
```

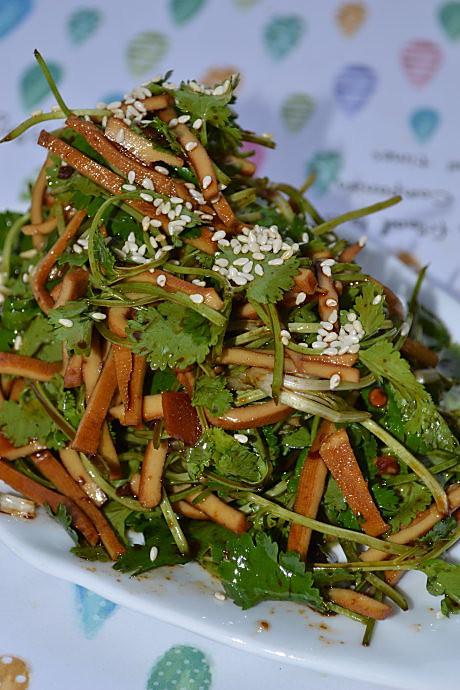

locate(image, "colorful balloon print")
[[67, 8, 102, 44], [19, 60, 63, 111], [146, 646, 211, 690], [74, 585, 118, 639], [334, 64, 377, 114], [234, 0, 260, 6], [170, 0, 206, 26], [336, 3, 367, 36], [409, 108, 440, 142], [281, 93, 315, 132], [263, 15, 305, 60], [0, 0, 32, 39], [307, 151, 343, 196], [126, 31, 169, 76], [401, 39, 442, 87], [0, 655, 30, 689], [438, 2, 460, 40]]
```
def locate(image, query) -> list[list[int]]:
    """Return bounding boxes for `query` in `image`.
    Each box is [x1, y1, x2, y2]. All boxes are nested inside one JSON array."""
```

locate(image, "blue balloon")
[[74, 585, 118, 639], [410, 108, 440, 143], [0, 0, 32, 39], [335, 64, 377, 114]]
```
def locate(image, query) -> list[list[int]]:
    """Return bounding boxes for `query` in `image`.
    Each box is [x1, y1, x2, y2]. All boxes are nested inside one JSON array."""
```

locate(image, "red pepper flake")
[[375, 455, 399, 476], [368, 387, 388, 408]]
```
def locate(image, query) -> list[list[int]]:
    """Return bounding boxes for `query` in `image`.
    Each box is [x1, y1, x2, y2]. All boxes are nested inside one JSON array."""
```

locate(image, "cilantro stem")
[[299, 171, 317, 195], [313, 196, 402, 236], [160, 491, 190, 555], [266, 304, 283, 402], [365, 572, 408, 611], [162, 262, 228, 288], [1, 212, 30, 280], [327, 601, 370, 625], [278, 389, 370, 423], [116, 283, 226, 328], [1, 109, 110, 143], [247, 493, 409, 555], [287, 322, 321, 334], [34, 50, 71, 117], [360, 419, 448, 514], [361, 593, 381, 645], [30, 382, 76, 440], [79, 454, 155, 512]]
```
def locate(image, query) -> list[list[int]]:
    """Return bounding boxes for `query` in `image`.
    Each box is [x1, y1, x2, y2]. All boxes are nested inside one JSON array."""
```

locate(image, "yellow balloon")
[[336, 3, 367, 36]]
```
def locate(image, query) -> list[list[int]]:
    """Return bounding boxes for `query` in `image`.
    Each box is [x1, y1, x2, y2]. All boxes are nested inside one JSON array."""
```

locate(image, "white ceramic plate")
[[0, 250, 459, 690]]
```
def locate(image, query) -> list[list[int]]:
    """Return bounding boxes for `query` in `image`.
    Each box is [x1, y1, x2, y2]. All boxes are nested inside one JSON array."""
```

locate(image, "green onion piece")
[[365, 572, 408, 611], [30, 382, 76, 440], [1, 109, 110, 143], [313, 196, 402, 236], [327, 601, 370, 625], [361, 419, 448, 514]]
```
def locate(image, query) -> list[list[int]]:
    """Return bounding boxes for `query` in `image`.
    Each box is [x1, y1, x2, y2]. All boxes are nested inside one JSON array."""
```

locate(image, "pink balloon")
[[401, 39, 443, 87]]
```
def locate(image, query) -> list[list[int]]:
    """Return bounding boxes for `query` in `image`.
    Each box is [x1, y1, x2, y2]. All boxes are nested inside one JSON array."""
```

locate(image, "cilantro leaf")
[[127, 302, 220, 370], [0, 397, 57, 447], [19, 315, 54, 358], [389, 482, 432, 532], [45, 504, 78, 544], [360, 342, 459, 447], [419, 517, 457, 546], [246, 255, 300, 305], [186, 428, 267, 483], [192, 375, 232, 415], [354, 282, 385, 337], [114, 515, 189, 575], [103, 501, 132, 543], [48, 300, 93, 355], [281, 426, 311, 450], [323, 477, 360, 530], [372, 485, 400, 517], [71, 545, 111, 562], [212, 532, 325, 611], [422, 559, 460, 614]]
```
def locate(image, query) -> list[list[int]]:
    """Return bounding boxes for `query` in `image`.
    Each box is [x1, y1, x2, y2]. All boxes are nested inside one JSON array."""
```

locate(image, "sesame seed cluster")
[[211, 224, 300, 287]]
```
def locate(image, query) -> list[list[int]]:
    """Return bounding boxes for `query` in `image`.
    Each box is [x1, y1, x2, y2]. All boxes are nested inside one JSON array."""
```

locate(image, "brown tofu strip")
[[0, 459, 98, 545], [329, 588, 392, 620], [186, 491, 247, 534], [138, 440, 168, 508], [72, 349, 118, 455], [0, 353, 61, 381], [287, 420, 334, 560], [320, 429, 388, 537], [31, 451, 124, 559]]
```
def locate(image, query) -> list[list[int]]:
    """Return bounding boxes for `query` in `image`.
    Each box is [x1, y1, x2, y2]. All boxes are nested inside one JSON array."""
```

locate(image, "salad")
[[1, 51, 460, 646]]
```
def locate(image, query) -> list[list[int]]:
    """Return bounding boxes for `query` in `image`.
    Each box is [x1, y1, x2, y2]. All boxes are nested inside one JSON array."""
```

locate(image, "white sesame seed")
[[58, 318, 74, 328], [140, 192, 153, 202], [233, 274, 248, 286], [312, 341, 327, 350], [242, 261, 253, 274], [325, 298, 337, 307], [401, 321, 410, 337], [153, 198, 162, 207], [329, 373, 341, 390], [192, 118, 203, 129], [215, 258, 229, 267], [320, 321, 334, 331], [168, 118, 178, 127], [301, 232, 309, 243], [192, 279, 206, 287], [142, 216, 151, 231], [358, 235, 368, 247], [321, 258, 336, 267], [154, 165, 169, 175], [347, 312, 357, 322], [372, 294, 382, 305], [178, 114, 191, 124], [295, 292, 307, 305], [202, 175, 212, 190], [348, 344, 360, 353], [128, 170, 136, 184], [324, 332, 338, 343], [280, 329, 291, 339], [91, 312, 107, 321], [190, 293, 204, 304], [323, 346, 339, 356], [142, 177, 154, 190], [329, 310, 338, 324], [150, 219, 162, 228], [268, 258, 284, 266], [73, 243, 82, 254], [156, 274, 167, 287], [77, 237, 89, 248], [214, 591, 226, 601], [318, 328, 329, 337], [185, 141, 198, 152], [254, 264, 264, 277], [154, 249, 164, 260], [252, 252, 264, 261], [19, 249, 38, 259], [149, 546, 159, 562], [212, 230, 226, 241], [13, 334, 22, 351], [321, 265, 332, 277], [122, 183, 136, 192], [234, 433, 248, 444]]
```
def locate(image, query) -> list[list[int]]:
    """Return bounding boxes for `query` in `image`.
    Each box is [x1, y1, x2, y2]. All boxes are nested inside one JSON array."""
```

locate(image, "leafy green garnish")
[[389, 482, 432, 532], [354, 282, 385, 337], [323, 477, 360, 530], [71, 544, 111, 562], [192, 375, 232, 415], [186, 427, 267, 484], [0, 396, 58, 447], [103, 501, 132, 543], [48, 300, 93, 355], [45, 504, 78, 544], [127, 302, 220, 370], [281, 426, 311, 450], [422, 558, 460, 615], [419, 517, 457, 546], [247, 256, 300, 305], [212, 532, 325, 611]]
